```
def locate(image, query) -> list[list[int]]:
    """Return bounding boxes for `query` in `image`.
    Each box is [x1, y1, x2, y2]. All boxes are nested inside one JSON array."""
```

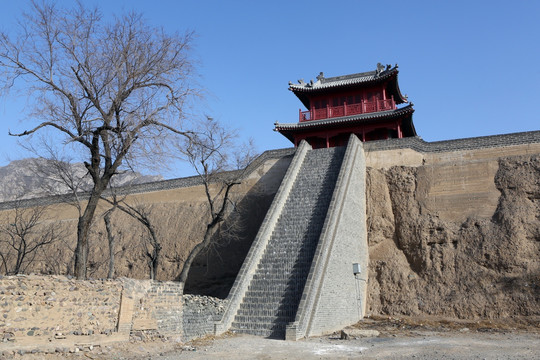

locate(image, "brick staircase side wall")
[[286, 134, 368, 340]]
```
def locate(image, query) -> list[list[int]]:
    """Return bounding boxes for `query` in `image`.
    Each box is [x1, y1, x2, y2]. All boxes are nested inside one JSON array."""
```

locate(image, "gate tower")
[[275, 63, 416, 148]]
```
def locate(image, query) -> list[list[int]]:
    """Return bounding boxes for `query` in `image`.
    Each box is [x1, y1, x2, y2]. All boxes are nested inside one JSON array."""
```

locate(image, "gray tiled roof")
[[289, 64, 398, 93], [274, 104, 414, 130]]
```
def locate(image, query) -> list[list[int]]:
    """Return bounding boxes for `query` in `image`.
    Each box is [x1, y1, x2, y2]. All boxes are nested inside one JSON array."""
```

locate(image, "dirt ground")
[[4, 315, 539, 359]]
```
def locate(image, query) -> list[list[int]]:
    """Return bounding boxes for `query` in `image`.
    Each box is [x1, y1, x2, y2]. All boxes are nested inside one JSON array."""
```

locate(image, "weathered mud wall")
[[365, 155, 540, 319], [0, 151, 293, 292], [1, 133, 540, 321]]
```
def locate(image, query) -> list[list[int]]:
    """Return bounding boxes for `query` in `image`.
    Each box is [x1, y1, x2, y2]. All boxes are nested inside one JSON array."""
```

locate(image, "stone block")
[[340, 329, 380, 339]]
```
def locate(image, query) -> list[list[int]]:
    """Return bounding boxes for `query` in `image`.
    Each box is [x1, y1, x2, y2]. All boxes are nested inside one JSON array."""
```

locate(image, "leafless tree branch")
[[0, 1, 198, 279]]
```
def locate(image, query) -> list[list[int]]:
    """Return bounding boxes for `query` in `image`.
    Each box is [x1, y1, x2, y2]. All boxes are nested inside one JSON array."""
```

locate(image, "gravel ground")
[[5, 316, 539, 359], [117, 316, 540, 360], [167, 332, 539, 360]]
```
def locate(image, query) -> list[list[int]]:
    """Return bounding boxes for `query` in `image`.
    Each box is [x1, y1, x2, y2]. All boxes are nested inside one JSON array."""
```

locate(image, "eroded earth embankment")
[[366, 155, 540, 319]]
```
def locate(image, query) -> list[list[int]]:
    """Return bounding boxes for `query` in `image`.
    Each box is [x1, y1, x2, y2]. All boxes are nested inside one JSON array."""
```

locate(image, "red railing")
[[299, 98, 395, 122]]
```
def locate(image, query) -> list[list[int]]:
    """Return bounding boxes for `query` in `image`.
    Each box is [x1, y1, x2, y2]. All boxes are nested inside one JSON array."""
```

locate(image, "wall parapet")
[[0, 147, 295, 211], [364, 130, 540, 153], [3, 130, 539, 212]]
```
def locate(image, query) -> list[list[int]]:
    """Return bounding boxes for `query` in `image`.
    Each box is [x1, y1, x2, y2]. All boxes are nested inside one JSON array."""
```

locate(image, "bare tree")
[[0, 204, 61, 275], [0, 1, 196, 279], [177, 117, 257, 284]]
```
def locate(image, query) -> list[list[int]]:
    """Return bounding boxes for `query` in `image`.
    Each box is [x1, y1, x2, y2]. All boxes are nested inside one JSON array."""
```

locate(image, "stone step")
[[230, 325, 285, 338], [240, 291, 299, 299], [236, 307, 297, 317], [233, 315, 292, 324]]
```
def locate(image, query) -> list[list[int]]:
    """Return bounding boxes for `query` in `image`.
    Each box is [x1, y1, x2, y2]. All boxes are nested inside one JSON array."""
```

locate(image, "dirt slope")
[[366, 155, 540, 319]]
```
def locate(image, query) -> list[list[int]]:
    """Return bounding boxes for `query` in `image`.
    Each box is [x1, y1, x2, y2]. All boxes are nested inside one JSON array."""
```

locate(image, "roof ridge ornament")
[[316, 72, 325, 82], [376, 63, 395, 76], [376, 63, 385, 76]]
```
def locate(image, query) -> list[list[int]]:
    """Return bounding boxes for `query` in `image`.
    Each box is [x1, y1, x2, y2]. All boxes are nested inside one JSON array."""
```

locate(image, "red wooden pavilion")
[[274, 64, 417, 148]]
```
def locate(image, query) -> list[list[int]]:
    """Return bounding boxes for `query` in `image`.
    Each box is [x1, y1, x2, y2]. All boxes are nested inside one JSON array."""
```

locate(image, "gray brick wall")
[[307, 135, 367, 336], [182, 295, 227, 341], [230, 145, 346, 338], [120, 278, 183, 337]]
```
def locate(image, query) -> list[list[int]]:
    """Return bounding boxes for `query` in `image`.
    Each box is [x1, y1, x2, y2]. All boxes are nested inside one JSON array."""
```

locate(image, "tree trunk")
[[151, 246, 160, 280], [74, 186, 105, 279], [178, 224, 215, 283], [104, 210, 115, 279], [147, 229, 161, 280], [146, 252, 158, 280]]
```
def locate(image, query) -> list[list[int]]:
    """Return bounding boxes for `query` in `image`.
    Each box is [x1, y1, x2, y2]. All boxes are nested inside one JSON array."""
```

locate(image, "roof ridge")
[[288, 64, 398, 91], [322, 70, 377, 83]]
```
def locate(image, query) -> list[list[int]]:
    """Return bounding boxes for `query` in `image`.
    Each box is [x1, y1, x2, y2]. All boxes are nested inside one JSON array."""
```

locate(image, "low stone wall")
[[1, 275, 122, 340], [0, 275, 183, 345], [182, 295, 227, 341]]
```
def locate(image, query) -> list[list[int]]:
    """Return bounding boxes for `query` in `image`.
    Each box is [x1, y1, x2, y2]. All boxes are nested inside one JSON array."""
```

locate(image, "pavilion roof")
[[289, 64, 407, 109], [289, 65, 396, 92]]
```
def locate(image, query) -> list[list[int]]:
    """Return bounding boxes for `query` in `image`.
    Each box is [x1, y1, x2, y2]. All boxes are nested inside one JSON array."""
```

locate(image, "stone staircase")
[[230, 146, 346, 338]]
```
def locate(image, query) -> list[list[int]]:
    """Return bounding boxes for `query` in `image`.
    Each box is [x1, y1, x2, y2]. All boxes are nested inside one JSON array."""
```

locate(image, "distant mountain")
[[0, 158, 162, 202]]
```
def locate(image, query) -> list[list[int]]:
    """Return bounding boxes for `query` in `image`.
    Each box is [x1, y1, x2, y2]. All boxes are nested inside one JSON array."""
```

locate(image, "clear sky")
[[0, 0, 539, 177]]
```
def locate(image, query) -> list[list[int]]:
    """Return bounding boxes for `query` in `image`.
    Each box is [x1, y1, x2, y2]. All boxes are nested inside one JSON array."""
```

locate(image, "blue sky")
[[0, 0, 539, 177]]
